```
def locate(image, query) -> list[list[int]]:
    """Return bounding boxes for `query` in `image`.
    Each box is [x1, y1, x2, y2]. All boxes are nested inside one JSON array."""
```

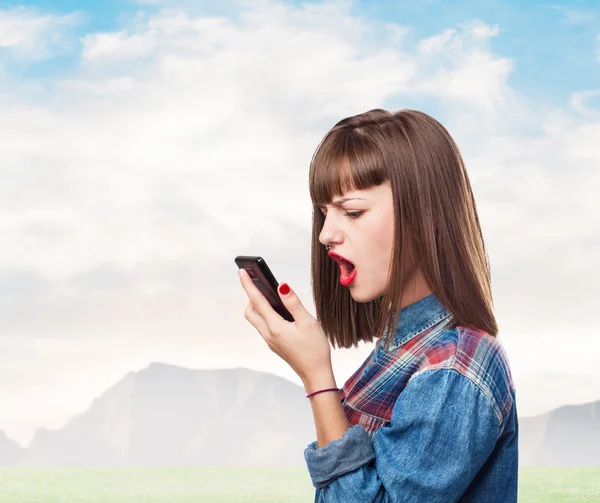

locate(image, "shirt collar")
[[386, 292, 452, 348]]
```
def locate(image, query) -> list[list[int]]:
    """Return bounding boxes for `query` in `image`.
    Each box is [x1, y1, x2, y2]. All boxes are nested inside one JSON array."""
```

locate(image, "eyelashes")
[[317, 208, 365, 220]]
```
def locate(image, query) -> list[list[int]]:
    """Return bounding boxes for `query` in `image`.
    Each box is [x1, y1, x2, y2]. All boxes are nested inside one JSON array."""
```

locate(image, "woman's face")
[[318, 180, 395, 302]]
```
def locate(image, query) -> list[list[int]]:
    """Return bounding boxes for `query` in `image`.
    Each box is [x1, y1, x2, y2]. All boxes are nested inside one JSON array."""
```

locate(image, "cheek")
[[370, 213, 395, 248], [366, 218, 395, 266]]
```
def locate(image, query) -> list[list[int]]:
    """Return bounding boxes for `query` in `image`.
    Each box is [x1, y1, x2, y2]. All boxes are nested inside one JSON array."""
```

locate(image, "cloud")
[[0, 1, 420, 282], [416, 19, 513, 112], [0, 0, 597, 307], [0, 0, 597, 330], [0, 6, 82, 61], [0, 0, 599, 445], [418, 28, 457, 54], [418, 19, 500, 54], [570, 89, 600, 118]]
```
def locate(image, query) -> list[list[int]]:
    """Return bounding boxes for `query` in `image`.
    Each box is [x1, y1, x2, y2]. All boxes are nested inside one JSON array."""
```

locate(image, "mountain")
[[5, 362, 600, 466], [9, 363, 315, 466], [513, 369, 600, 418], [519, 399, 600, 466], [0, 430, 26, 465]]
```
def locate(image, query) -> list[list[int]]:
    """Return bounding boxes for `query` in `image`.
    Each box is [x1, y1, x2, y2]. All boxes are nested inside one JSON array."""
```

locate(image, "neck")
[[399, 268, 432, 310]]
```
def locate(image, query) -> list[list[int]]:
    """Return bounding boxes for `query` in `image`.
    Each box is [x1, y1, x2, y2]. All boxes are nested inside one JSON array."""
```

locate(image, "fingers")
[[239, 269, 282, 331], [244, 301, 271, 339]]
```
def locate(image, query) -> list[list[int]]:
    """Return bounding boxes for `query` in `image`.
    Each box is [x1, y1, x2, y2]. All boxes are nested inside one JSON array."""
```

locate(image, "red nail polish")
[[279, 283, 290, 295]]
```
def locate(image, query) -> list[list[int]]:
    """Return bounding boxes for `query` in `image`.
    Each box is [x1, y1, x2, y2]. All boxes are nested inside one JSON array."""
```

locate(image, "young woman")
[[238, 108, 518, 502]]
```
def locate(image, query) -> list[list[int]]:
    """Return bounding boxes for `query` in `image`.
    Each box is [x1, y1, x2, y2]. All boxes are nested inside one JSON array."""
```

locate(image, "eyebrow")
[[317, 197, 365, 208]]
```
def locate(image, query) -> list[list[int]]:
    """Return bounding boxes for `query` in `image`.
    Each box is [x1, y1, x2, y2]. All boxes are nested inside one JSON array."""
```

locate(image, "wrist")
[[302, 369, 337, 395], [306, 387, 339, 399]]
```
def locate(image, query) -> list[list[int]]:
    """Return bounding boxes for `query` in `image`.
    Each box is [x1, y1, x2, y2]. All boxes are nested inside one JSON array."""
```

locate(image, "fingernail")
[[279, 283, 290, 295], [238, 269, 244, 278]]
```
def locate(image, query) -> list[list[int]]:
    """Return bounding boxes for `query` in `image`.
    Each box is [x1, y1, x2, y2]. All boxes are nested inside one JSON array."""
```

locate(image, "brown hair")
[[308, 109, 497, 351]]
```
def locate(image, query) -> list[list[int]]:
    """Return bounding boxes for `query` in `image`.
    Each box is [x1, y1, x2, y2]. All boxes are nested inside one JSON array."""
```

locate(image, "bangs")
[[309, 127, 388, 208]]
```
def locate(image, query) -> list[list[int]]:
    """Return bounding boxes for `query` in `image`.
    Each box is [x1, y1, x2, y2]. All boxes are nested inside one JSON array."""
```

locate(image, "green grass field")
[[0, 466, 598, 502]]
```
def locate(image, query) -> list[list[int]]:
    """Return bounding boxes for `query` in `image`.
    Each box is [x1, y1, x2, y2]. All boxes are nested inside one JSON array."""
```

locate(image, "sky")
[[0, 0, 599, 447]]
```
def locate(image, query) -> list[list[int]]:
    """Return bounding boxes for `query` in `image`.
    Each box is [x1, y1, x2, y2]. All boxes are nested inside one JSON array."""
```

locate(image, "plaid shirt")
[[304, 293, 518, 502]]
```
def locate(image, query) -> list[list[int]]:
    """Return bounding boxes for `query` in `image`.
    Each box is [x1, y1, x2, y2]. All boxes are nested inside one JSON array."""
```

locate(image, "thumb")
[[277, 282, 308, 321]]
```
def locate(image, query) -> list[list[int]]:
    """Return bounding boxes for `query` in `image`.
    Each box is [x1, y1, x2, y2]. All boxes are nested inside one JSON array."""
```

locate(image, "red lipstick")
[[328, 251, 357, 286]]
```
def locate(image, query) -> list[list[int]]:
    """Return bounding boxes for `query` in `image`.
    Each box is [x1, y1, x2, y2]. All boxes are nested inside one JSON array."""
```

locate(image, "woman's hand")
[[238, 268, 333, 383]]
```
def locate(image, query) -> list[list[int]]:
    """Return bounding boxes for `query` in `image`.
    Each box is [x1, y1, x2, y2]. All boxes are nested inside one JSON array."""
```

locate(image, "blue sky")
[[2, 0, 599, 108], [355, 0, 600, 107]]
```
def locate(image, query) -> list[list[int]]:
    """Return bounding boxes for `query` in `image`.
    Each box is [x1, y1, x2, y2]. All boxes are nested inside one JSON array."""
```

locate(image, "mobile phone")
[[234, 255, 295, 322]]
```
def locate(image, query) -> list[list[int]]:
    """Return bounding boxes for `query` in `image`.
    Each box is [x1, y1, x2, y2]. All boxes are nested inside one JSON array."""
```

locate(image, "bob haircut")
[[308, 108, 497, 351]]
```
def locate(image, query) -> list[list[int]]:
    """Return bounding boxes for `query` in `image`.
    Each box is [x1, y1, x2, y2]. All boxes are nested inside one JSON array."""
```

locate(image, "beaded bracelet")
[[306, 387, 339, 398]]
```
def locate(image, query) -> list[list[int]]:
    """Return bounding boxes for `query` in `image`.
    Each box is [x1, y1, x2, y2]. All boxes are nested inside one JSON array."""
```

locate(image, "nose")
[[318, 213, 342, 248]]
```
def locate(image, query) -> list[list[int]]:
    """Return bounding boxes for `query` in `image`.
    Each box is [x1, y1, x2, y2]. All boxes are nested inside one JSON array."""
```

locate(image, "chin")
[[350, 289, 380, 304]]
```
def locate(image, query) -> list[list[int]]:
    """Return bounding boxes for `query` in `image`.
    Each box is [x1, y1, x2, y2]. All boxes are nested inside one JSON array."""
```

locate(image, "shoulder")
[[410, 325, 516, 429]]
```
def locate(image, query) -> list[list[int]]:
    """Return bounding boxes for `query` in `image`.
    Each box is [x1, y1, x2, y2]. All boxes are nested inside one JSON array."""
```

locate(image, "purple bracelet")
[[306, 387, 339, 398]]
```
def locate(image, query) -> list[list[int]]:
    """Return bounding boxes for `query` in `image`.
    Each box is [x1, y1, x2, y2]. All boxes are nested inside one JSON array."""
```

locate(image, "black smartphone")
[[234, 255, 295, 322]]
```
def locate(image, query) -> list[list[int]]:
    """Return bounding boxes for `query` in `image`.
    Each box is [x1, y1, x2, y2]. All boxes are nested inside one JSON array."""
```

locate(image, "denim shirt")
[[304, 293, 518, 502]]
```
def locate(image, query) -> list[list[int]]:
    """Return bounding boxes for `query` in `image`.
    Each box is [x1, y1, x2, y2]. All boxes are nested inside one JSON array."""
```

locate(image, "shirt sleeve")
[[304, 368, 501, 503]]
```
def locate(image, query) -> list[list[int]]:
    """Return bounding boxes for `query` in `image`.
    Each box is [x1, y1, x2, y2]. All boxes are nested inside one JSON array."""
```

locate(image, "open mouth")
[[337, 258, 355, 277], [330, 255, 356, 283]]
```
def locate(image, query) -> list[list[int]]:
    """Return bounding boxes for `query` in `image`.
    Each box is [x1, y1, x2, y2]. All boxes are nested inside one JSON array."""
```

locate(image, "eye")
[[318, 208, 364, 219]]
